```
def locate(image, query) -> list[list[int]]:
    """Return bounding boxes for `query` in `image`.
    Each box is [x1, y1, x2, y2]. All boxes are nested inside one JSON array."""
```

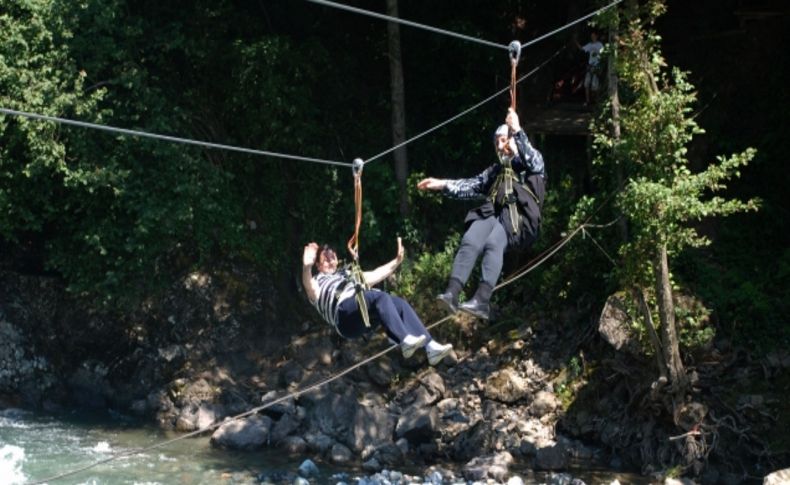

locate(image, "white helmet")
[[493, 124, 509, 143]]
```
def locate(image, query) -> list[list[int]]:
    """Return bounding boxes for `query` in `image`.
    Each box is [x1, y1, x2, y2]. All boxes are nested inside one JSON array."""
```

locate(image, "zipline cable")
[[520, 0, 623, 50], [27, 206, 619, 484], [364, 48, 564, 165], [305, 0, 508, 51], [0, 108, 352, 168]]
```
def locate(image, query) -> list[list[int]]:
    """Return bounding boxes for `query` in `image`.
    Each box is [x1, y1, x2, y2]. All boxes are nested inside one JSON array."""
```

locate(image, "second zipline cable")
[[0, 108, 352, 168]]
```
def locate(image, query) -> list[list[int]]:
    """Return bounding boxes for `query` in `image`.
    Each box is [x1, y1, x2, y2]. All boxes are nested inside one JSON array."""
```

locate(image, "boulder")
[[764, 468, 790, 485], [535, 442, 569, 470], [304, 431, 335, 454], [395, 407, 438, 443], [210, 415, 272, 450], [529, 391, 560, 416], [297, 458, 320, 478], [598, 294, 639, 355], [330, 443, 353, 464], [280, 436, 307, 454], [270, 413, 301, 443], [484, 368, 529, 403], [462, 451, 514, 482]]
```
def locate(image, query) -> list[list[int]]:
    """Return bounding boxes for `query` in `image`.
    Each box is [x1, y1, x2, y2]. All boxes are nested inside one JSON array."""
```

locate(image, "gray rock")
[[395, 407, 438, 443], [210, 415, 272, 450], [375, 442, 404, 467], [281, 436, 307, 454], [366, 360, 395, 387], [463, 452, 514, 482], [330, 443, 353, 464], [483, 368, 529, 403], [507, 477, 525, 485], [436, 398, 458, 416], [304, 431, 334, 454], [351, 403, 397, 452], [271, 413, 301, 443], [548, 472, 573, 485], [425, 470, 444, 485], [279, 360, 303, 387], [362, 457, 381, 472], [298, 458, 319, 478], [420, 370, 446, 397], [68, 361, 112, 409], [293, 477, 310, 485], [260, 390, 296, 418], [535, 443, 569, 470], [196, 403, 222, 429], [765, 468, 790, 485], [308, 392, 394, 453], [598, 294, 640, 355], [529, 391, 560, 416]]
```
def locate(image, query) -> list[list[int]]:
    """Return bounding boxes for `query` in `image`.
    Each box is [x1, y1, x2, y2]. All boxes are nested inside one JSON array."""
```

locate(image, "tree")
[[386, 0, 410, 216], [591, 0, 759, 391], [0, 0, 102, 262]]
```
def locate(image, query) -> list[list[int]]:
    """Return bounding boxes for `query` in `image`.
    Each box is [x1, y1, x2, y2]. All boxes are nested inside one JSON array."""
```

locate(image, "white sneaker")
[[400, 334, 427, 358], [427, 342, 453, 366]]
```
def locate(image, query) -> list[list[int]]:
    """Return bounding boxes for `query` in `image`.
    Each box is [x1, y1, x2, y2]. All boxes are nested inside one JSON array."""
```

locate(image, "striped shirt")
[[312, 270, 357, 328]]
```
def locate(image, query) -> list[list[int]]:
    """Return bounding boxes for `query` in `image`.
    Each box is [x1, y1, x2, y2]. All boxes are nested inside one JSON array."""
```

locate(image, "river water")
[[0, 408, 653, 485], [0, 408, 296, 485]]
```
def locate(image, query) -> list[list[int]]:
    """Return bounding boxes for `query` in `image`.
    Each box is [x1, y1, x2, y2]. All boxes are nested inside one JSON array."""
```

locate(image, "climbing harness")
[[489, 161, 522, 236], [346, 158, 372, 327]]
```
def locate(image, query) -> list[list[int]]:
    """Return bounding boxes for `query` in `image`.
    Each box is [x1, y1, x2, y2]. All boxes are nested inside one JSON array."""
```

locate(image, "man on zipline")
[[302, 238, 454, 365], [417, 108, 546, 320]]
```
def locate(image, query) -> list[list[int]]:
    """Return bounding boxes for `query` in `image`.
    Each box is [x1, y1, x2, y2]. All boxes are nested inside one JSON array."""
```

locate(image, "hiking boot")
[[459, 298, 490, 320], [400, 334, 427, 359], [436, 292, 459, 314]]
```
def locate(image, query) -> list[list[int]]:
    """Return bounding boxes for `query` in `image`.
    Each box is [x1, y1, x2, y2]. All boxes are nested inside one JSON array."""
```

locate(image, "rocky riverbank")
[[1, 268, 788, 484]]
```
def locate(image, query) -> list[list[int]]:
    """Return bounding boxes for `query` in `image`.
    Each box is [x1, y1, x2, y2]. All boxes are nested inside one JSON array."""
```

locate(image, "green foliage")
[[591, 0, 758, 291], [392, 232, 460, 316], [0, 0, 103, 238], [0, 0, 358, 305]]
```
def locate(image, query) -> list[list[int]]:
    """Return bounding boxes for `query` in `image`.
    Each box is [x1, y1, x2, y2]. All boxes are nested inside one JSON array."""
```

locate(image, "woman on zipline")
[[302, 238, 454, 366], [417, 108, 546, 320]]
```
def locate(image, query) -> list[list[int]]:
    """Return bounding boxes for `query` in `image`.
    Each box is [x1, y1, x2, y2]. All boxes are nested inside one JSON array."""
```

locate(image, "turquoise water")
[[0, 408, 654, 485], [0, 409, 297, 485]]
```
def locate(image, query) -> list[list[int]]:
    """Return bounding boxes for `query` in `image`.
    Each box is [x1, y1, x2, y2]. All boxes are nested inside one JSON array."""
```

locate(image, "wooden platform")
[[521, 102, 593, 136]]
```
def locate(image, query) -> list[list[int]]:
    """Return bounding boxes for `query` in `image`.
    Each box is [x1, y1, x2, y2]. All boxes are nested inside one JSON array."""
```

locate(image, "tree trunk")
[[386, 0, 409, 216], [653, 243, 687, 389], [632, 287, 668, 382], [606, 23, 629, 242]]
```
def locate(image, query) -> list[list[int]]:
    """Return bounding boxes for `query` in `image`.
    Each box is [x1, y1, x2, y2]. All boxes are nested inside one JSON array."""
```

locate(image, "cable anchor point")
[[508, 40, 522, 65]]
